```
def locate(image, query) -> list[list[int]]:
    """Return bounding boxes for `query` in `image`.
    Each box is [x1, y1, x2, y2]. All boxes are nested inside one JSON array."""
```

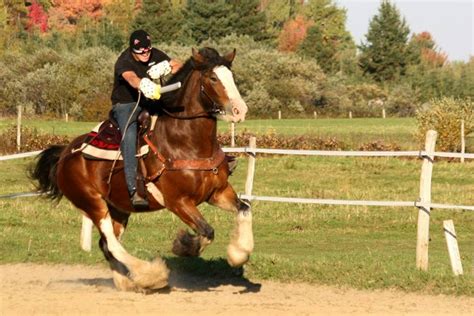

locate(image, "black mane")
[[159, 47, 231, 108]]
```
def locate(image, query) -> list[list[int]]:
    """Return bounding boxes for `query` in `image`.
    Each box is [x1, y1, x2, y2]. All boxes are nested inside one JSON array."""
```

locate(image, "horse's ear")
[[192, 47, 204, 65], [224, 48, 236, 64]]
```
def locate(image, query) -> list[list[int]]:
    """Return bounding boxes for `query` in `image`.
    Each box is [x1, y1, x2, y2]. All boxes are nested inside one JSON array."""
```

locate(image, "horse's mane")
[[159, 47, 232, 108]]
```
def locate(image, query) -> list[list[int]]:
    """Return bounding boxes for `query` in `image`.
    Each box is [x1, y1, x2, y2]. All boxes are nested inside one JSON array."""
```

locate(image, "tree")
[[228, 0, 267, 41], [132, 0, 187, 44], [297, 0, 355, 74], [26, 0, 48, 33], [184, 0, 234, 43], [407, 32, 447, 67], [278, 14, 311, 52], [184, 0, 267, 43], [358, 0, 411, 82]]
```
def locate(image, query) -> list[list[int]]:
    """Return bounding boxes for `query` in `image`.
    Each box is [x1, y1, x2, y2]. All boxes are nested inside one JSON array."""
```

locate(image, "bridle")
[[160, 70, 225, 120]]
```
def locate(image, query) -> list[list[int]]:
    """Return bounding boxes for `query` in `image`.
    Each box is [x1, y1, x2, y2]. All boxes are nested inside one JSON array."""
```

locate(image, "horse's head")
[[191, 47, 248, 122]]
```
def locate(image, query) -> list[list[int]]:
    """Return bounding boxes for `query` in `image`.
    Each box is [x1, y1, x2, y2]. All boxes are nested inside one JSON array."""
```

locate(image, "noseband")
[[161, 71, 224, 120]]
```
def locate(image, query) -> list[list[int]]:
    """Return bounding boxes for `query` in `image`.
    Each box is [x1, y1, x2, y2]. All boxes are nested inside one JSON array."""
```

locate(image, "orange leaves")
[[278, 15, 313, 52]]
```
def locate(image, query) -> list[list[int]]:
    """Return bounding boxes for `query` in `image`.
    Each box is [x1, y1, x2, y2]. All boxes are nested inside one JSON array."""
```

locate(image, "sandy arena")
[[1, 264, 473, 315]]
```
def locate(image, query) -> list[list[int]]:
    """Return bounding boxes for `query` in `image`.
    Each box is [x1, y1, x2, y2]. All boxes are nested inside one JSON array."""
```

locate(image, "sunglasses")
[[133, 46, 152, 55]]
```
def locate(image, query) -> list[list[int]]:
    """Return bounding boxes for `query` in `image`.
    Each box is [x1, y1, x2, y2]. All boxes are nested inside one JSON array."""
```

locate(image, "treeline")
[[0, 0, 472, 120]]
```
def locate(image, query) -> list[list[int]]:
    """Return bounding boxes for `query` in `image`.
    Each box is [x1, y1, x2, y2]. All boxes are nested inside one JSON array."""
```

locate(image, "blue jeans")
[[111, 102, 142, 195]]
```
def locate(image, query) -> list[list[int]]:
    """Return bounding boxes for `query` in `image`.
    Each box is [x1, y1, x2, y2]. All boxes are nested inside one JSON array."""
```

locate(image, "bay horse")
[[31, 47, 253, 292]]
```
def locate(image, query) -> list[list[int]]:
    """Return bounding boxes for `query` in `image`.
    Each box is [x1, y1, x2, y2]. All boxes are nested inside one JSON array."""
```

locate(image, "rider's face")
[[132, 47, 151, 63]]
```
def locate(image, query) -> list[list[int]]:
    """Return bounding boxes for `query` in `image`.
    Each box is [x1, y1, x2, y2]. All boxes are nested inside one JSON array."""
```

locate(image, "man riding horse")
[[111, 29, 182, 209]]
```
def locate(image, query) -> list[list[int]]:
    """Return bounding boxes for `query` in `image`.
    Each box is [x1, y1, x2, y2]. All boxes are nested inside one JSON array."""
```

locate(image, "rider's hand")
[[147, 60, 172, 80], [139, 78, 161, 100]]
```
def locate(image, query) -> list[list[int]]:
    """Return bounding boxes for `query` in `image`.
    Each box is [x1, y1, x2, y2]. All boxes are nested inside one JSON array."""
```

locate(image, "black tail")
[[29, 145, 66, 201]]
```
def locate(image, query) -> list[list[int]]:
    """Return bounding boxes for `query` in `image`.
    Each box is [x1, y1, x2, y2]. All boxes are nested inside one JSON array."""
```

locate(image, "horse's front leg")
[[208, 183, 254, 267], [168, 199, 215, 257]]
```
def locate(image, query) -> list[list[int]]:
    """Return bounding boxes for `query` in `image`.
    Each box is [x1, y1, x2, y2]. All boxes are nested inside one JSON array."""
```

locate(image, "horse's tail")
[[29, 145, 66, 201]]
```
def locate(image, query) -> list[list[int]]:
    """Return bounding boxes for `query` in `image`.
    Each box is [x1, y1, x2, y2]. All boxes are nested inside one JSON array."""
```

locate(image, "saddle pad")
[[73, 121, 149, 160]]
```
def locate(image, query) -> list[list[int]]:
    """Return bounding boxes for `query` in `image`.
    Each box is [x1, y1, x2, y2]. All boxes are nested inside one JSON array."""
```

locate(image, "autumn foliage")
[[278, 15, 312, 52], [26, 1, 48, 33]]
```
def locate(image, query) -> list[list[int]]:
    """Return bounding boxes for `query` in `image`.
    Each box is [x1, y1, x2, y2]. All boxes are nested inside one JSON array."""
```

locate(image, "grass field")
[[1, 117, 473, 295], [1, 117, 421, 149], [1, 152, 473, 296]]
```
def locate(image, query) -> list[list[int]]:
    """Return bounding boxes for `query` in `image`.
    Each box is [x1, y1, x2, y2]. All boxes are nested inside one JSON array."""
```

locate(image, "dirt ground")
[[1, 264, 473, 316]]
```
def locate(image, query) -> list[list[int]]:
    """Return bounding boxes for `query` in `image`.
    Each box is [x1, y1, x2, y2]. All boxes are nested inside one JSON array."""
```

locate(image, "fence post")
[[313, 111, 317, 119], [65, 113, 69, 122], [416, 130, 437, 271], [461, 120, 465, 163], [443, 220, 463, 276], [382, 108, 386, 119], [16, 105, 22, 152], [231, 122, 235, 147], [349, 111, 352, 119], [245, 137, 257, 197], [278, 110, 281, 120], [80, 215, 93, 252]]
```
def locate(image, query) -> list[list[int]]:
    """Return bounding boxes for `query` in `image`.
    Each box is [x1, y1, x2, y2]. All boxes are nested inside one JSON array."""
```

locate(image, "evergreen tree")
[[228, 0, 267, 41], [358, 0, 411, 82], [132, 0, 187, 45], [185, 0, 266, 43], [184, 0, 234, 43]]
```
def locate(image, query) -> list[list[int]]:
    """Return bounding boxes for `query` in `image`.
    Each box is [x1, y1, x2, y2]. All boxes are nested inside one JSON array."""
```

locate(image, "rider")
[[111, 29, 181, 208]]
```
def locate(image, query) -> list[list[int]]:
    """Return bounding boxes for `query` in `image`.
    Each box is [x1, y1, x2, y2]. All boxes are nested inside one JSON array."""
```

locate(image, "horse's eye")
[[210, 75, 218, 83]]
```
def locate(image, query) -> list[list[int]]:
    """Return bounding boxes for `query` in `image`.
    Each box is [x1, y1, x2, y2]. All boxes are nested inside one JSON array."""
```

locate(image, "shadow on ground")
[[66, 257, 261, 294], [165, 256, 261, 294]]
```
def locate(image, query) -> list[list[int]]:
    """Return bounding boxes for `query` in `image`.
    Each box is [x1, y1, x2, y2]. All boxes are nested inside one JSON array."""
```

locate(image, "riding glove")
[[139, 78, 161, 100], [147, 61, 172, 80]]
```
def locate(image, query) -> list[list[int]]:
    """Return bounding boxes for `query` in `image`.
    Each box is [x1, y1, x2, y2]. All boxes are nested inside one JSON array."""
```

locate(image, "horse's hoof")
[[227, 244, 249, 267], [172, 230, 201, 257]]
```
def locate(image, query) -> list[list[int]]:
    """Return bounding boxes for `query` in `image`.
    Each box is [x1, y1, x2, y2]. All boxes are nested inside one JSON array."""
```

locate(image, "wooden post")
[[313, 111, 317, 119], [443, 220, 463, 276], [416, 130, 437, 271], [461, 119, 465, 163], [16, 105, 22, 152], [65, 113, 69, 122], [382, 108, 386, 119], [349, 111, 352, 119], [80, 215, 93, 252], [231, 122, 235, 147], [278, 110, 281, 120], [245, 137, 257, 198]]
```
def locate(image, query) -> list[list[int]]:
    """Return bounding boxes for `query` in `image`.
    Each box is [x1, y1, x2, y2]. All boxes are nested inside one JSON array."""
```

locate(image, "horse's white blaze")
[[214, 66, 247, 122]]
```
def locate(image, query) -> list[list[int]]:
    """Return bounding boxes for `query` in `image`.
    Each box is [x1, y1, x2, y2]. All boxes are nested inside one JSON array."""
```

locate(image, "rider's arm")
[[122, 71, 142, 90]]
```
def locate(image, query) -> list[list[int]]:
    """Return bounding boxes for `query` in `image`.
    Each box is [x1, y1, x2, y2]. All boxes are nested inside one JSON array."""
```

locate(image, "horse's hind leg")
[[208, 183, 254, 267]]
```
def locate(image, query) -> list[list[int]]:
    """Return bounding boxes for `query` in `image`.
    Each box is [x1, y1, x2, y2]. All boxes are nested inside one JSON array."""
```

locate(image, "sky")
[[334, 0, 473, 62]]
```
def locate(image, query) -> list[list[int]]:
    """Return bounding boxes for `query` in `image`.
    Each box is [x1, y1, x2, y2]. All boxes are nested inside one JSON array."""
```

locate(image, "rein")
[[160, 71, 222, 120]]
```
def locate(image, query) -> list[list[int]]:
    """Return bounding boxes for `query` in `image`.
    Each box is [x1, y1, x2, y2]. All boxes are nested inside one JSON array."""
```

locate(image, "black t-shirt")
[[111, 47, 170, 105]]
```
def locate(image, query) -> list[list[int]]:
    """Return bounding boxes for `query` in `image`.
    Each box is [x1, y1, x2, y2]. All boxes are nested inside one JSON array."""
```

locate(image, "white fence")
[[1, 130, 472, 272], [223, 130, 472, 272]]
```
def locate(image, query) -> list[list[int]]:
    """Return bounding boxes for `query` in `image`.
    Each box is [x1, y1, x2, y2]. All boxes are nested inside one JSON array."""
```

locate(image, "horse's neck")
[[154, 118, 218, 159], [154, 70, 219, 158]]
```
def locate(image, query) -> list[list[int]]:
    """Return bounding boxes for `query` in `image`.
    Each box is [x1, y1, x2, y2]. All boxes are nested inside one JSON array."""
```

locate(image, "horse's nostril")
[[233, 108, 240, 115]]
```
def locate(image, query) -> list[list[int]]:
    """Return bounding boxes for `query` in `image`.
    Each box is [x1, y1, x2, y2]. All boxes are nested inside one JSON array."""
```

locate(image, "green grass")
[[2, 117, 472, 150], [1, 117, 418, 148], [1, 155, 473, 296]]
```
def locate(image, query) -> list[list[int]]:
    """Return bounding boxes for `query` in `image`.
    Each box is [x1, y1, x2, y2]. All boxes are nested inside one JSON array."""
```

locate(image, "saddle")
[[76, 111, 151, 161]]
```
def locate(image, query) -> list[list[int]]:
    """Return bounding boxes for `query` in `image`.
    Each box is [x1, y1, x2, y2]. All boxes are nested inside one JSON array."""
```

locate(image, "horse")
[[30, 47, 254, 292]]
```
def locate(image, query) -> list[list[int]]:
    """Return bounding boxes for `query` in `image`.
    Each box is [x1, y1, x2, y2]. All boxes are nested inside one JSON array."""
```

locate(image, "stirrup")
[[130, 191, 148, 210]]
